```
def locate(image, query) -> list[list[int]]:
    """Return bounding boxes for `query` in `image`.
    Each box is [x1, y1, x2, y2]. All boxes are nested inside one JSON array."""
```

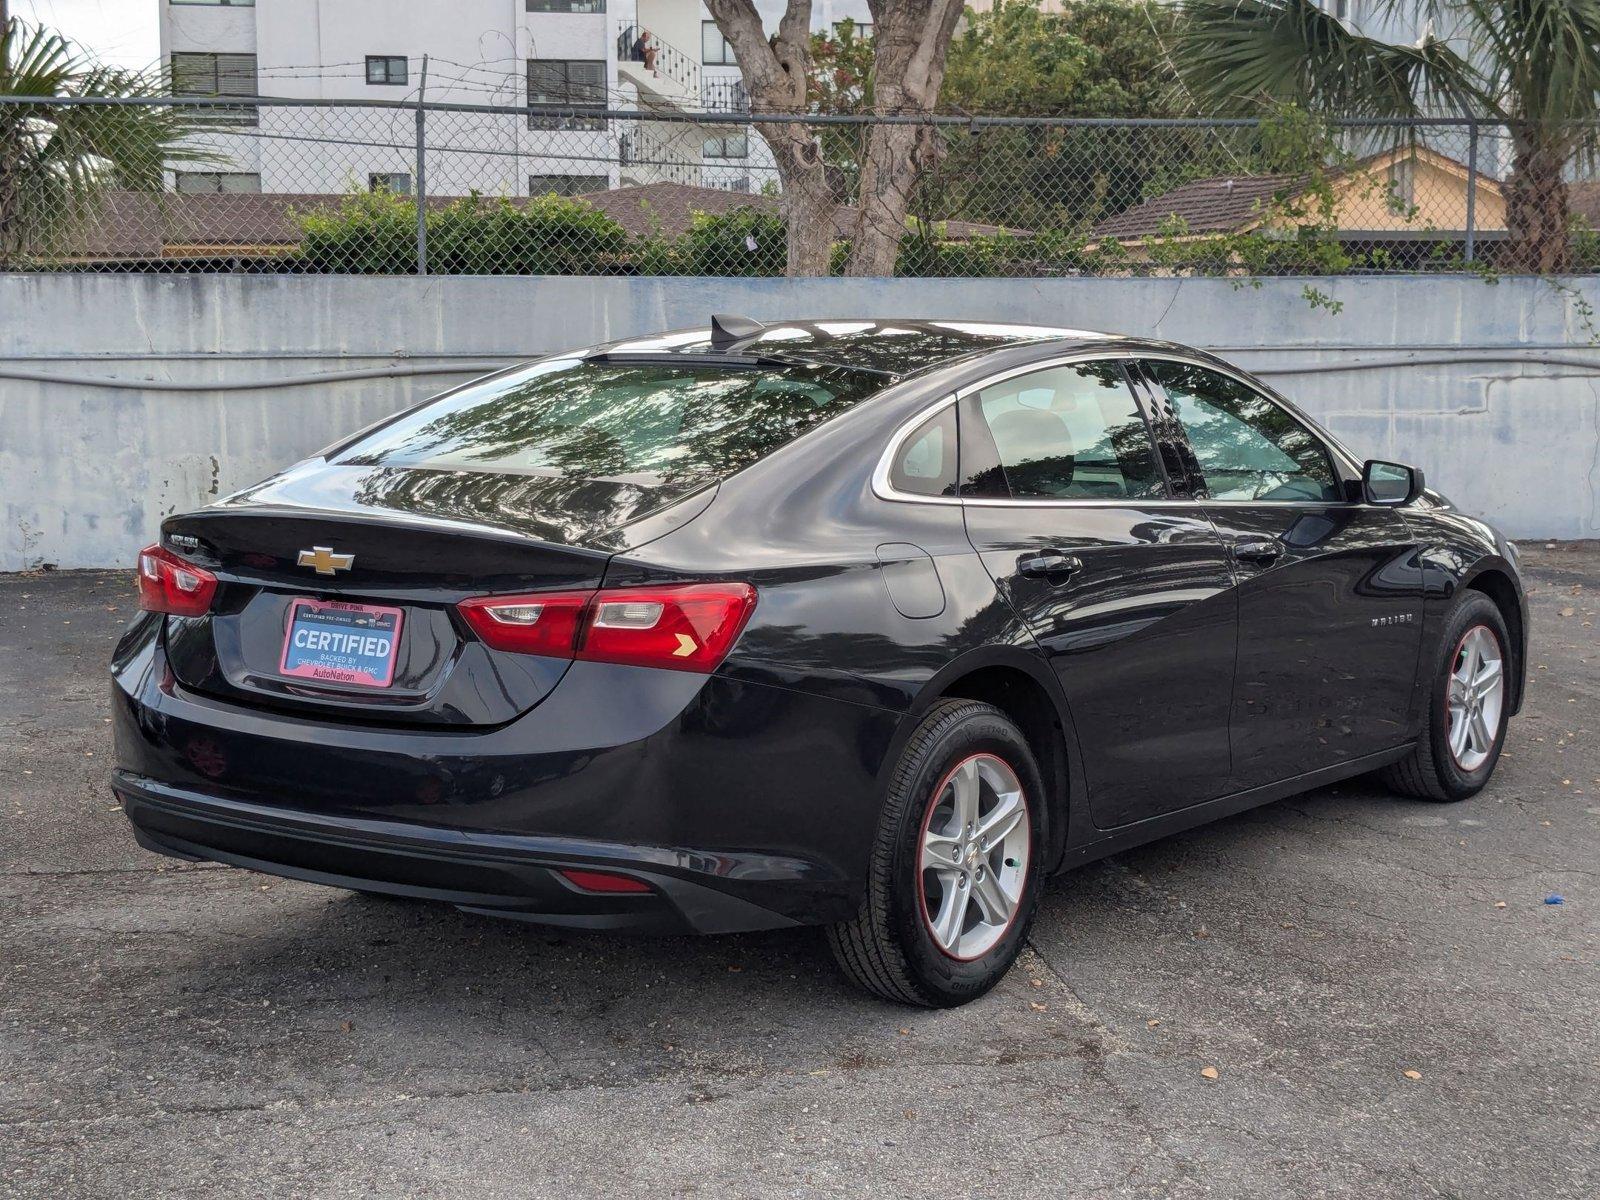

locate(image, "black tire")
[[1380, 590, 1511, 802], [827, 699, 1048, 1007]]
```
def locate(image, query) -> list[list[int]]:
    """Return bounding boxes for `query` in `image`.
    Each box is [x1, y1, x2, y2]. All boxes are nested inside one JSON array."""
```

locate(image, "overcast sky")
[[6, 1, 814, 74], [12, 0, 161, 70]]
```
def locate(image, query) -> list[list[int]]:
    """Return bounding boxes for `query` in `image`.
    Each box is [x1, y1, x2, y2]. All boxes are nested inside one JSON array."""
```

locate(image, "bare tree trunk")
[[704, 0, 836, 276], [849, 121, 941, 275], [707, 0, 965, 277], [1503, 134, 1571, 273], [841, 0, 965, 276], [766, 120, 836, 275]]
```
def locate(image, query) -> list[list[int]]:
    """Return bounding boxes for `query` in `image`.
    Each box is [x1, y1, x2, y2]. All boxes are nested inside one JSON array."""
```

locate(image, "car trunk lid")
[[158, 462, 714, 726]]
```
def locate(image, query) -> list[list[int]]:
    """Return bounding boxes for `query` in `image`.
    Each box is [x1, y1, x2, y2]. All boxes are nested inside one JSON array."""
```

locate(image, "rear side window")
[[967, 361, 1163, 500], [1145, 361, 1340, 503], [888, 406, 957, 497], [338, 358, 883, 485]]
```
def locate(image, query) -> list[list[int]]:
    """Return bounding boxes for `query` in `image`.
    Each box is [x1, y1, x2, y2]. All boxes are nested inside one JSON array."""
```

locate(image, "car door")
[[1137, 358, 1425, 791], [958, 356, 1238, 829]]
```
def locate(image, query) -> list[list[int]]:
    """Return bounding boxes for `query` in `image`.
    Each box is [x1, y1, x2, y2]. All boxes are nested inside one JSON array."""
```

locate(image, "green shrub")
[[833, 224, 1041, 277], [294, 189, 417, 274], [291, 190, 629, 274], [896, 227, 1034, 277], [676, 206, 787, 277], [428, 193, 628, 274], [1572, 216, 1600, 271]]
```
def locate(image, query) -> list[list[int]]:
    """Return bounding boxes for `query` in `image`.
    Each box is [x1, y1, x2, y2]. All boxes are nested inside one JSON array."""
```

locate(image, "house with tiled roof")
[[1091, 144, 1507, 258]]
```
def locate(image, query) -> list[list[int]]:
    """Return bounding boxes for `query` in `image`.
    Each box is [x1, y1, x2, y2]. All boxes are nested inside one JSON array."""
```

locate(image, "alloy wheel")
[[1447, 624, 1504, 772], [917, 753, 1031, 961]]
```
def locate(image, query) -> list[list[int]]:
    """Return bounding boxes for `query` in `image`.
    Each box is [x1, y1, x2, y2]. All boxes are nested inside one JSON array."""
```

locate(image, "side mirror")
[[1363, 459, 1424, 506]]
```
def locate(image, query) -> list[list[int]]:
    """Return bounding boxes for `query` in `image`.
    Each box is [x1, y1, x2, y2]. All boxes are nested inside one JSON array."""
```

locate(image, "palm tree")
[[1175, 0, 1600, 272], [0, 17, 205, 265]]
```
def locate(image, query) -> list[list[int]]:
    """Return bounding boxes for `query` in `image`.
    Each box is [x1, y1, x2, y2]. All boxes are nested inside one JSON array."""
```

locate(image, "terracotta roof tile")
[[1092, 173, 1299, 239]]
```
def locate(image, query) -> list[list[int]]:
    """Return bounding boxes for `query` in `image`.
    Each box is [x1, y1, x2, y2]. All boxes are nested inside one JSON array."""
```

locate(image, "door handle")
[[1231, 539, 1283, 565], [1017, 550, 1083, 578]]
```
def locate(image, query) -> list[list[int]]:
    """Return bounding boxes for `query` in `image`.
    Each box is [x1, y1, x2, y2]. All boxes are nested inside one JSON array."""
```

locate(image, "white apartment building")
[[158, 0, 870, 198]]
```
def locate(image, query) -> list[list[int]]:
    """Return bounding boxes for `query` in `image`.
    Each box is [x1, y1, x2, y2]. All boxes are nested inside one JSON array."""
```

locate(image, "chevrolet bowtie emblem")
[[297, 546, 354, 576]]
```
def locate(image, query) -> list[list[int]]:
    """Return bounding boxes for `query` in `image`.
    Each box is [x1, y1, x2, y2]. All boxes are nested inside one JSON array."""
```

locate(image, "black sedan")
[[112, 318, 1527, 1006]]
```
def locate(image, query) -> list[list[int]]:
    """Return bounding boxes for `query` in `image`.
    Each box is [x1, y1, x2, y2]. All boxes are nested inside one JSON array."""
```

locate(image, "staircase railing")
[[615, 23, 700, 100], [617, 119, 700, 186]]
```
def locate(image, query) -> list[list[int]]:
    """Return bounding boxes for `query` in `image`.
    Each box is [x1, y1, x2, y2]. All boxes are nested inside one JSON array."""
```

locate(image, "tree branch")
[[704, 0, 811, 109]]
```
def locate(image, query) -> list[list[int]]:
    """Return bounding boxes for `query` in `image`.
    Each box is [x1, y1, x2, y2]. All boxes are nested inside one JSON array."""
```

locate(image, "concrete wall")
[[1, 273, 1596, 571]]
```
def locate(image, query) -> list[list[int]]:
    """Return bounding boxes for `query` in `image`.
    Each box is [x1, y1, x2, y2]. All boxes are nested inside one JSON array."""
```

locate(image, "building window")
[[365, 56, 409, 86], [527, 59, 606, 130], [1332, 0, 1356, 18], [170, 51, 258, 124], [831, 19, 872, 38], [526, 0, 605, 11], [702, 21, 735, 65], [175, 172, 262, 194], [529, 174, 608, 196], [369, 173, 413, 195], [703, 132, 748, 160]]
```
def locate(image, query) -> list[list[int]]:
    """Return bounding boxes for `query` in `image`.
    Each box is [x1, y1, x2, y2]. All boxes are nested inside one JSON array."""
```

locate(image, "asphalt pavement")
[[2, 543, 1596, 1198]]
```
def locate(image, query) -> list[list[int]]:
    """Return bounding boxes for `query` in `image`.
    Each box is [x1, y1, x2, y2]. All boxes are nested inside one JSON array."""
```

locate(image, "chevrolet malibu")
[[112, 318, 1527, 1006]]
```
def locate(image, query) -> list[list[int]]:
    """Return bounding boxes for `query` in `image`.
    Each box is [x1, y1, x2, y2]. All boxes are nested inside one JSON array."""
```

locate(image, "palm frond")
[[1455, 0, 1600, 149], [2, 17, 214, 260], [1175, 0, 1485, 118]]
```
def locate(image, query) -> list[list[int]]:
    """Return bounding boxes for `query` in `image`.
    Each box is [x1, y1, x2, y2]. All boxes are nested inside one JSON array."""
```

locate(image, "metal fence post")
[[415, 56, 429, 276], [1464, 121, 1479, 264]]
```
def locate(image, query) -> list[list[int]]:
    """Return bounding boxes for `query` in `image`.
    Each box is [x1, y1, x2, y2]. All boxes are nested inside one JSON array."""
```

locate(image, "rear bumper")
[[116, 772, 798, 934], [111, 613, 903, 933]]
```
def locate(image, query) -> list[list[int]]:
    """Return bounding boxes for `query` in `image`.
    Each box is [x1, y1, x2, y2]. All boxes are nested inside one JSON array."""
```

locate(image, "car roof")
[[596, 318, 1115, 379]]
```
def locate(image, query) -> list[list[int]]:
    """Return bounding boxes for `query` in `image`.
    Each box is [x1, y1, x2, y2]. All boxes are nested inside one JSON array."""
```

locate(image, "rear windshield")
[[337, 358, 884, 485]]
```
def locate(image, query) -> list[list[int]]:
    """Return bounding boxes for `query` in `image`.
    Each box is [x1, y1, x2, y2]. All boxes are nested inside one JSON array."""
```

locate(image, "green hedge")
[[293, 191, 631, 274], [289, 191, 1049, 277]]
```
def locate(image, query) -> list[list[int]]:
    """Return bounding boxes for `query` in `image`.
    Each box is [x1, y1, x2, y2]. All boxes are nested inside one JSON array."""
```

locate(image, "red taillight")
[[136, 544, 218, 617], [458, 590, 591, 657], [558, 868, 652, 894], [456, 582, 756, 674], [579, 583, 757, 673]]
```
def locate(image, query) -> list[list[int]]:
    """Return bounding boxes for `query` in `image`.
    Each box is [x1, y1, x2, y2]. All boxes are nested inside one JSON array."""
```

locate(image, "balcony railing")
[[700, 79, 750, 114]]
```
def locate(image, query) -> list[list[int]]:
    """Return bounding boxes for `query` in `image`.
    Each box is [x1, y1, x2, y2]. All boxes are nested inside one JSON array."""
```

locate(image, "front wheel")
[[1380, 590, 1512, 802], [827, 699, 1047, 1007]]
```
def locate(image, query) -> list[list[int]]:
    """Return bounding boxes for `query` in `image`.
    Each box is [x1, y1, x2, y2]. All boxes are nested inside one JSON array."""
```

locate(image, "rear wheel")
[[1380, 590, 1511, 802], [827, 699, 1046, 1007]]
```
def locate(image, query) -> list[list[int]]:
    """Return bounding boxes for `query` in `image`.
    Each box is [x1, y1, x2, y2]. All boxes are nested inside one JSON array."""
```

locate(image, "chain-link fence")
[[1, 95, 1595, 276]]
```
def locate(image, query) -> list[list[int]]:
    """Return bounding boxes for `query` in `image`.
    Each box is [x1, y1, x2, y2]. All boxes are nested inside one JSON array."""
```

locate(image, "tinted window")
[[1147, 362, 1339, 503], [970, 362, 1162, 500], [889, 407, 957, 497], [527, 60, 606, 130], [339, 359, 882, 486]]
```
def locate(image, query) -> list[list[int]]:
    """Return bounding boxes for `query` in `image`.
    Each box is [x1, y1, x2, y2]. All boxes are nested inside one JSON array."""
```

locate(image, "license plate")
[[278, 598, 403, 689]]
